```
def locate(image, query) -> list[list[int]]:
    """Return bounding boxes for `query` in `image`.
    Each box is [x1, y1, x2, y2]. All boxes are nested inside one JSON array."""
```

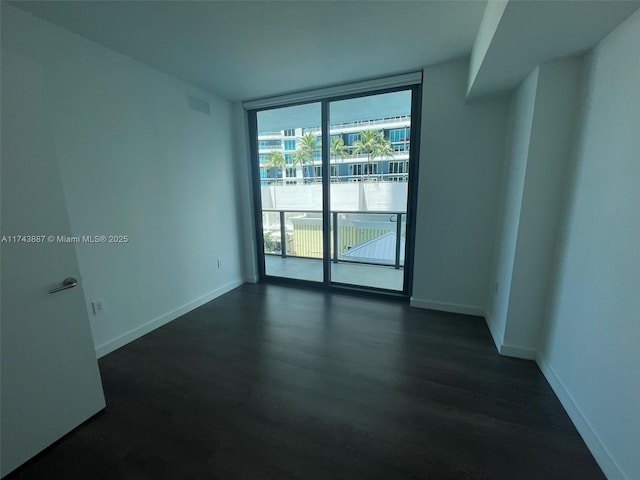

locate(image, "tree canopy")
[[293, 133, 320, 179], [352, 130, 394, 177], [263, 151, 286, 184], [330, 136, 349, 164]]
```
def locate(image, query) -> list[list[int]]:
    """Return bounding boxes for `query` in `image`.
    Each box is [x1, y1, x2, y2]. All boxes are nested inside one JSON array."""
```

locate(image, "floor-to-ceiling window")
[[255, 102, 324, 282], [248, 75, 421, 297]]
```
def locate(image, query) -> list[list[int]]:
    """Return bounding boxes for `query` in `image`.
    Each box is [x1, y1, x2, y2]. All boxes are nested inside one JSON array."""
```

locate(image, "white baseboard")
[[499, 343, 537, 360], [94, 278, 244, 358], [484, 312, 504, 354], [537, 356, 627, 480], [409, 297, 484, 317], [484, 313, 537, 359]]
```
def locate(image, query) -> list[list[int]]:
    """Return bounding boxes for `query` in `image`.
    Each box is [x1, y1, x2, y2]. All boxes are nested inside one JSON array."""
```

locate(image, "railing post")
[[332, 211, 339, 263], [395, 213, 402, 269], [280, 210, 287, 258]]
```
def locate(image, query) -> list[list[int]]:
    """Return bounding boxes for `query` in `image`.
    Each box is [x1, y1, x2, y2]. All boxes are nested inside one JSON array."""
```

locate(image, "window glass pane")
[[329, 90, 411, 291], [256, 103, 323, 282]]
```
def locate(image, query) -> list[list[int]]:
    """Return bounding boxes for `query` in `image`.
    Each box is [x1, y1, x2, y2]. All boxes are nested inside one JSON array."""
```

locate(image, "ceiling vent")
[[188, 95, 210, 115]]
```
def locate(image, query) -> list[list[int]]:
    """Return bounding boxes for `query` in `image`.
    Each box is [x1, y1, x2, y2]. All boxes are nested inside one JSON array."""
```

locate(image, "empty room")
[[1, 1, 638, 479]]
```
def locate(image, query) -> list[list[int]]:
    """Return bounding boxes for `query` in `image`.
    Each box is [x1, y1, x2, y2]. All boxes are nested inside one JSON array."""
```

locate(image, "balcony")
[[301, 115, 411, 135], [260, 173, 409, 186], [264, 256, 403, 290], [262, 209, 406, 291]]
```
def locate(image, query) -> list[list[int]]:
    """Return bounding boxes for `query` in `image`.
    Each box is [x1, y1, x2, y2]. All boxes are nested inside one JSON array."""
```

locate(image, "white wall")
[[485, 68, 538, 347], [260, 183, 408, 212], [467, 0, 508, 96], [537, 10, 640, 480], [486, 57, 583, 359], [504, 58, 582, 354], [411, 59, 509, 315], [2, 6, 245, 356]]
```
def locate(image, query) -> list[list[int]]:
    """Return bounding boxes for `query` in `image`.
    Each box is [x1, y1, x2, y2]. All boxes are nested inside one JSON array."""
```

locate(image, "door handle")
[[49, 277, 78, 294]]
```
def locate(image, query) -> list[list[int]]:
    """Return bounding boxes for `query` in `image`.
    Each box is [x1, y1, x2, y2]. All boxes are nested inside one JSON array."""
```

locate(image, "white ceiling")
[[468, 0, 640, 98], [12, 0, 487, 102]]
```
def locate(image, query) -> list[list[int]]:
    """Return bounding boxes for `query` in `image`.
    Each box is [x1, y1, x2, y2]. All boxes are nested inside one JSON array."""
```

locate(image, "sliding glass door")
[[255, 103, 324, 282], [250, 84, 420, 297], [328, 91, 412, 291]]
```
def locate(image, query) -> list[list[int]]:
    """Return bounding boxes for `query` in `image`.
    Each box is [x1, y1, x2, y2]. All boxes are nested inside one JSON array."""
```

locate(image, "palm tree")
[[293, 132, 320, 182], [263, 151, 286, 185], [372, 134, 395, 165], [330, 136, 349, 179], [352, 130, 394, 179]]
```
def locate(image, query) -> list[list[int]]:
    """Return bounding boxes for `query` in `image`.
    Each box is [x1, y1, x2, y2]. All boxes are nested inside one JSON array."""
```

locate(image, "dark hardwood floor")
[[9, 283, 604, 480]]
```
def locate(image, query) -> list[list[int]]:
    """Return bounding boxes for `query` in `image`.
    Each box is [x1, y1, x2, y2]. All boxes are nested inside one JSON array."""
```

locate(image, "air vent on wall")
[[188, 95, 210, 115]]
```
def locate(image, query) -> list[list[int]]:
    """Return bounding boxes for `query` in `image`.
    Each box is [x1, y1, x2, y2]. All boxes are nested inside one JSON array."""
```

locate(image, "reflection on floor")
[[265, 255, 404, 291]]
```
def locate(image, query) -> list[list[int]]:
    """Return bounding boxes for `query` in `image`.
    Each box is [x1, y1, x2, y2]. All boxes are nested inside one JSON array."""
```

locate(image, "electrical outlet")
[[217, 258, 223, 268], [92, 299, 105, 316]]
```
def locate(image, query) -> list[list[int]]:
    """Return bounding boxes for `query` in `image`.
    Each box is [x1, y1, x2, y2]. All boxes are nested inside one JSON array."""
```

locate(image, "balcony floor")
[[265, 255, 404, 291]]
